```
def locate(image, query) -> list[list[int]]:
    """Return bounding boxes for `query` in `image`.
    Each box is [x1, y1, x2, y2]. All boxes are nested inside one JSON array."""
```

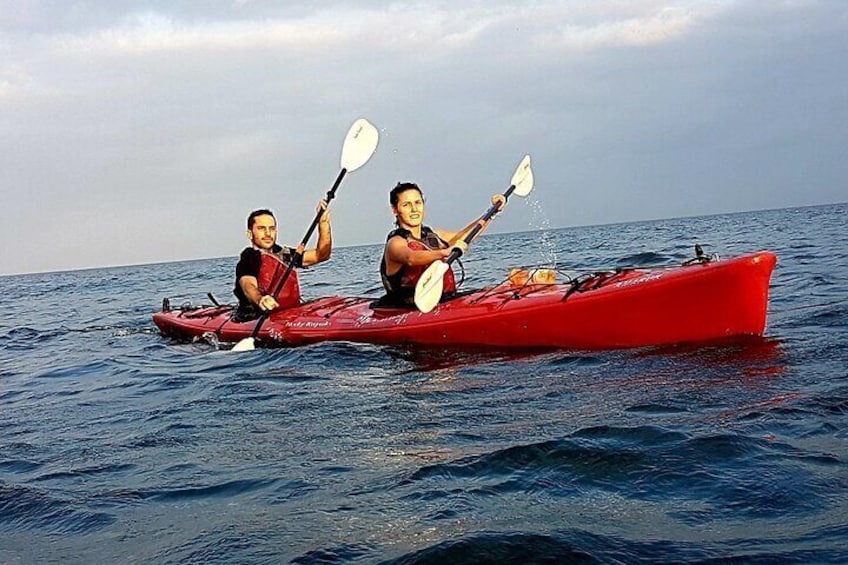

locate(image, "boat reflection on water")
[[636, 335, 787, 374], [386, 345, 556, 375], [387, 336, 791, 432], [586, 336, 793, 427], [388, 335, 787, 380]]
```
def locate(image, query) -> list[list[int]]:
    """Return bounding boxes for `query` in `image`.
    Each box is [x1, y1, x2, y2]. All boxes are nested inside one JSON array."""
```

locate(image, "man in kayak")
[[380, 182, 505, 306], [234, 201, 331, 320]]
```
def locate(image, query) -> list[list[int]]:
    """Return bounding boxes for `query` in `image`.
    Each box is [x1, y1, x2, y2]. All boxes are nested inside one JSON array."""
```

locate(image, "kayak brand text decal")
[[613, 272, 664, 288], [352, 313, 409, 326], [285, 320, 331, 328]]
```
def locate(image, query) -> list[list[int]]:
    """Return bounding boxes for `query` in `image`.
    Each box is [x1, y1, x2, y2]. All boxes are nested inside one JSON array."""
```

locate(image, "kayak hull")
[[153, 251, 777, 350]]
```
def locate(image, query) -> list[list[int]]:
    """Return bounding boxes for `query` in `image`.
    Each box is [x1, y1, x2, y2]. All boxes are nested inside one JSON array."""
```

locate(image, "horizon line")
[[2, 200, 844, 278]]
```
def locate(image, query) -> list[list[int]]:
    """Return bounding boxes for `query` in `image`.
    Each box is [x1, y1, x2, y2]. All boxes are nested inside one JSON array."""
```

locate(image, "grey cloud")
[[1, 0, 845, 274]]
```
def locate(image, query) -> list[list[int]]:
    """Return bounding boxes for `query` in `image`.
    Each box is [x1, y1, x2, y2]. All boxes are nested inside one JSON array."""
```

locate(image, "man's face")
[[249, 214, 277, 250], [393, 189, 425, 229]]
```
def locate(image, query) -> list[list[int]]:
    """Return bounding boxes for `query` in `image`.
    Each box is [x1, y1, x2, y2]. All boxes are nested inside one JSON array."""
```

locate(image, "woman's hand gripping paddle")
[[413, 155, 534, 314], [232, 118, 379, 352]]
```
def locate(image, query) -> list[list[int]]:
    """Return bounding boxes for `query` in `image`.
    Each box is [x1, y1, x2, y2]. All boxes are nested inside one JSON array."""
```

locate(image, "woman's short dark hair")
[[389, 182, 423, 207], [247, 209, 275, 230]]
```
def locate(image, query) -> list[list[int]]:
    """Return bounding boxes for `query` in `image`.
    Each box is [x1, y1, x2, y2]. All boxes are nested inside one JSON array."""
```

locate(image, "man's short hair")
[[247, 209, 275, 230], [389, 182, 423, 207]]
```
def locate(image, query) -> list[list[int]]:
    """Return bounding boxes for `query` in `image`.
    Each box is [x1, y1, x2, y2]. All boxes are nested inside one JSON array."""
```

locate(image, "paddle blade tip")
[[514, 167, 534, 197], [341, 118, 379, 171], [416, 300, 437, 314], [510, 154, 531, 184], [231, 337, 256, 352], [414, 262, 449, 313]]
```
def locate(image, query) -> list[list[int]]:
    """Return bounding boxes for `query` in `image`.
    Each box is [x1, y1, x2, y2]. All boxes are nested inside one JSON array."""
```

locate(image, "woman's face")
[[393, 188, 425, 229]]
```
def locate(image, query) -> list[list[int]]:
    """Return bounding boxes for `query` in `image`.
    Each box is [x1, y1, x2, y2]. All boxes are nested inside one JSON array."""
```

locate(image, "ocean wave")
[[0, 484, 116, 534], [399, 426, 837, 521]]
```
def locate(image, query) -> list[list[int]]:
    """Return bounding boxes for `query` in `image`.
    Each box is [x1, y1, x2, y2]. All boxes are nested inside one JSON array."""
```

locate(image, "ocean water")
[[1, 203, 846, 563]]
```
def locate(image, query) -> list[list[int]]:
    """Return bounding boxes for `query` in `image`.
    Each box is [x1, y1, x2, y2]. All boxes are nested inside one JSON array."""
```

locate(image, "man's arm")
[[239, 275, 278, 311], [302, 199, 332, 266]]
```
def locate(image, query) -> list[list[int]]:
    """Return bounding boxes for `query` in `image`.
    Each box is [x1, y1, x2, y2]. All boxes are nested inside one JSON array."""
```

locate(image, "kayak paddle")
[[413, 154, 534, 314], [232, 118, 379, 352]]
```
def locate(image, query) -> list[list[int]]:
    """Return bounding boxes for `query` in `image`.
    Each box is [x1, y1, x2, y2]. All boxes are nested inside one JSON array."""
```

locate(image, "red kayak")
[[153, 251, 777, 350]]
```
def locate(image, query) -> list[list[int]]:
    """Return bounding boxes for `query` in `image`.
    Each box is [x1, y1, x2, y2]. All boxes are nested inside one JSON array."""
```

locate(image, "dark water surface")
[[1, 203, 847, 563]]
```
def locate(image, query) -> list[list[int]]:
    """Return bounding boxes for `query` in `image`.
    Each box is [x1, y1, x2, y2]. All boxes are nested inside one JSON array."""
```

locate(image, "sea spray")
[[527, 194, 558, 268]]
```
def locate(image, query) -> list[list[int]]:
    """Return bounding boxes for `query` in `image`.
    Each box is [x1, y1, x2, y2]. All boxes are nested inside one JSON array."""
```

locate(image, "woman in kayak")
[[380, 182, 504, 306], [234, 201, 331, 320]]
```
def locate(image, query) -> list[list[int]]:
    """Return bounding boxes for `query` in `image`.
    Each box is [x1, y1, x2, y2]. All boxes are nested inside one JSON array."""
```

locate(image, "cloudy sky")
[[1, 1, 845, 275]]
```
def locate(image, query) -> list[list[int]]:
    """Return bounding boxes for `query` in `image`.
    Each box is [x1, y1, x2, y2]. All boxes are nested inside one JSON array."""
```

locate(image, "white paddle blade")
[[414, 261, 450, 313], [510, 154, 531, 190], [231, 337, 256, 352], [341, 118, 379, 172], [514, 166, 534, 197]]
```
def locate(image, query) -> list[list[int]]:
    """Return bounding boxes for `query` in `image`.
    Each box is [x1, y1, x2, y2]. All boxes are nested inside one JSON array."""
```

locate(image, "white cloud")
[[533, 5, 724, 49], [0, 62, 63, 107], [54, 12, 346, 56], [40, 2, 732, 59]]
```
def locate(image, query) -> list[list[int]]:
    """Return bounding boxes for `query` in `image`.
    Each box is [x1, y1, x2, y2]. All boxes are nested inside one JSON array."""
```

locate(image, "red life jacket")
[[402, 239, 457, 294], [257, 252, 302, 309], [380, 226, 456, 303]]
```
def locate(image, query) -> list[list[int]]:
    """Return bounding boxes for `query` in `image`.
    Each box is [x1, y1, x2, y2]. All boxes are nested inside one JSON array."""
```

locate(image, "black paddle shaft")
[[268, 168, 348, 297], [250, 167, 348, 341], [445, 184, 517, 264]]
